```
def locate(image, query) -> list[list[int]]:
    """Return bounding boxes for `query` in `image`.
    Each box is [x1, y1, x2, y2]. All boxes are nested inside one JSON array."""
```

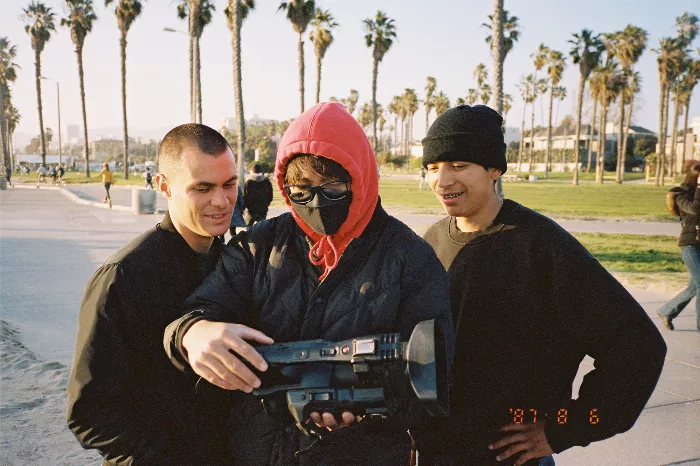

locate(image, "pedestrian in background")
[[658, 163, 700, 333], [4, 165, 12, 187], [243, 164, 273, 226], [145, 167, 154, 189], [97, 163, 114, 205]]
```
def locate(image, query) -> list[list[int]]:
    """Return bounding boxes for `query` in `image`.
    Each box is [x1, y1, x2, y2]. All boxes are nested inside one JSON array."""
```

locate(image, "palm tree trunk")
[[572, 74, 585, 186], [230, 0, 246, 185], [621, 93, 634, 183], [35, 48, 47, 166], [545, 84, 554, 180], [0, 85, 8, 169], [528, 102, 535, 173], [298, 32, 305, 114], [77, 45, 90, 177], [190, 35, 195, 122], [425, 109, 429, 137], [597, 105, 606, 184], [518, 102, 526, 173], [655, 80, 666, 185], [616, 101, 625, 183], [196, 35, 202, 124], [681, 98, 690, 171], [661, 87, 671, 185], [669, 88, 680, 179], [315, 53, 321, 105], [120, 30, 129, 180], [372, 58, 379, 153], [393, 115, 398, 152], [587, 99, 597, 174], [491, 0, 504, 113]]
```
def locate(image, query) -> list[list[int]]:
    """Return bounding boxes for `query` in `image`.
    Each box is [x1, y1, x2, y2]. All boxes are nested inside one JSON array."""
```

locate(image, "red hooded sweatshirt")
[[274, 102, 379, 280]]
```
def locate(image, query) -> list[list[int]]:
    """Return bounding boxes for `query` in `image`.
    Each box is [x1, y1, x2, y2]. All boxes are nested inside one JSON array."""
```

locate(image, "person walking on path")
[[219, 185, 245, 243], [145, 167, 154, 189], [67, 124, 238, 465], [657, 163, 700, 333], [243, 164, 273, 226], [97, 163, 114, 205], [416, 105, 666, 465], [36, 165, 47, 183], [419, 166, 427, 191]]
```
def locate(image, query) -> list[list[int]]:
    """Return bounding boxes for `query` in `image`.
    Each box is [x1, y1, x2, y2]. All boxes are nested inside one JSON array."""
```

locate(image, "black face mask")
[[292, 193, 352, 236]]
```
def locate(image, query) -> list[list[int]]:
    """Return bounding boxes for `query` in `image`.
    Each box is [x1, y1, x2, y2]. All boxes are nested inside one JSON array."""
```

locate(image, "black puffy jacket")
[[166, 202, 454, 466]]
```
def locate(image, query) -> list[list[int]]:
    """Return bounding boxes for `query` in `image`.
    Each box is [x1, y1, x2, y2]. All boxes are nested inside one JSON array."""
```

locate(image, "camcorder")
[[249, 319, 449, 437]]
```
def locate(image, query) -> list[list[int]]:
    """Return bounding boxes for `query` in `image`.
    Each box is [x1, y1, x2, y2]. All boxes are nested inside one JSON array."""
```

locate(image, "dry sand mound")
[[0, 320, 99, 465]]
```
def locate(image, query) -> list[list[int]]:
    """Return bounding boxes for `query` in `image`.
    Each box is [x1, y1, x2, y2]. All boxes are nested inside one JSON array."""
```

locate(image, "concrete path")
[[1, 187, 697, 465]]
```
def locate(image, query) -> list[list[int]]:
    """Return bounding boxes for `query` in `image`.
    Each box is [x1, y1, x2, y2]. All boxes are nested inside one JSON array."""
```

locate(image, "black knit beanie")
[[422, 105, 507, 174]]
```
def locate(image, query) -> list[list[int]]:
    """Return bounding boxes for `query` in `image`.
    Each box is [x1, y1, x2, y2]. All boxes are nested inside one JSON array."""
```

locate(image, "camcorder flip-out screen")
[[249, 319, 449, 435]]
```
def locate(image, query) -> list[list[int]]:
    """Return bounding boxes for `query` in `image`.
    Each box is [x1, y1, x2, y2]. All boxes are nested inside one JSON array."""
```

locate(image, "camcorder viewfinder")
[[250, 319, 449, 435]]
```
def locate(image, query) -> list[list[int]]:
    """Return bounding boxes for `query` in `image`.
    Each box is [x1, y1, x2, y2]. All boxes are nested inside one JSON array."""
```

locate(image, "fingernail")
[[488, 445, 493, 450], [253, 379, 261, 388], [261, 363, 268, 371], [496, 456, 502, 461]]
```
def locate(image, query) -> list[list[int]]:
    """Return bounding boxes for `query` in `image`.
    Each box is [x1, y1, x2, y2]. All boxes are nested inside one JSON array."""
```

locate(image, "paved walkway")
[[1, 187, 697, 465]]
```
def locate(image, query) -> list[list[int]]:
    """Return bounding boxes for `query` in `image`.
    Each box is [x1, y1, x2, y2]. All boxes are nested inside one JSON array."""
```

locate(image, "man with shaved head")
[[67, 124, 237, 465]]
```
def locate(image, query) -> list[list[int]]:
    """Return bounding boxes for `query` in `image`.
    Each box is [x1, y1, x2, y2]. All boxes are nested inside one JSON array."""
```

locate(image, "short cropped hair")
[[253, 164, 262, 174], [285, 154, 350, 184], [158, 124, 231, 176]]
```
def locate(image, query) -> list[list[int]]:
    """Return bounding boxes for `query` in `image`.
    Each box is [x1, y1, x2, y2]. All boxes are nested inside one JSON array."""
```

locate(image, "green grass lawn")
[[519, 171, 647, 182], [572, 233, 683, 273], [375, 180, 676, 220]]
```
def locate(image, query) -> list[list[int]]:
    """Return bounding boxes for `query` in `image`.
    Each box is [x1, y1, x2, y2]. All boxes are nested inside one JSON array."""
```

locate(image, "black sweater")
[[420, 200, 666, 464]]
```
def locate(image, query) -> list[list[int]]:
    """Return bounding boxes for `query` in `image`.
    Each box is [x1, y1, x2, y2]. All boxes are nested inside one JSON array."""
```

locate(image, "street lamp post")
[[41, 76, 62, 166]]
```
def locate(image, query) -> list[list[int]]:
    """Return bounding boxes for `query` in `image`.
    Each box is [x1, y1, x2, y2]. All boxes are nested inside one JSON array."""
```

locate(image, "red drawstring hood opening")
[[274, 102, 379, 280]]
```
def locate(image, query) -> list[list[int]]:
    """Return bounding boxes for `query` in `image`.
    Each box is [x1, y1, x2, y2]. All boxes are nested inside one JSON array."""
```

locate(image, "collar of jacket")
[[157, 211, 222, 259]]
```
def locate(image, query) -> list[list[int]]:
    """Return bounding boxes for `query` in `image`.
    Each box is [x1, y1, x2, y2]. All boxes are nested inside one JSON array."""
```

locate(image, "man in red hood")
[[164, 102, 454, 465]]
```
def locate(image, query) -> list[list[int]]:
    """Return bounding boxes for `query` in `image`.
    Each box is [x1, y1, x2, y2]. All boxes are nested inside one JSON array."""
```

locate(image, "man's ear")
[[155, 173, 171, 199], [489, 168, 503, 181]]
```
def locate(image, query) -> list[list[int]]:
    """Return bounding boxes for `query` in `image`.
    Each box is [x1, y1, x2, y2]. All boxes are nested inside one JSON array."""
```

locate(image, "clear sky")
[[3, 0, 700, 146]]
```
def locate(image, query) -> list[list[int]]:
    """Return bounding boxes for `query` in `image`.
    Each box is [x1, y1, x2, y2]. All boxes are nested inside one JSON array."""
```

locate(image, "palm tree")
[[467, 88, 478, 105], [424, 76, 436, 133], [676, 12, 699, 47], [587, 84, 600, 174], [178, 0, 215, 124], [456, 97, 465, 106], [22, 1, 56, 167], [377, 106, 386, 151], [610, 25, 647, 183], [225, 0, 255, 185], [0, 38, 19, 169], [569, 29, 604, 185], [364, 11, 396, 153], [528, 77, 547, 174], [591, 62, 625, 184], [434, 91, 450, 116], [678, 55, 700, 169], [309, 8, 337, 104], [480, 84, 492, 105], [473, 63, 488, 101], [62, 0, 97, 177], [483, 9, 520, 58], [347, 89, 359, 115], [403, 88, 419, 157], [544, 49, 566, 179], [105, 0, 144, 180], [5, 104, 20, 169], [279, 0, 316, 114], [532, 44, 549, 126]]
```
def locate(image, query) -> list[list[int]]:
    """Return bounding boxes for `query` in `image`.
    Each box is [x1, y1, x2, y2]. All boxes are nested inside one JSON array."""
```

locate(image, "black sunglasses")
[[283, 180, 351, 205]]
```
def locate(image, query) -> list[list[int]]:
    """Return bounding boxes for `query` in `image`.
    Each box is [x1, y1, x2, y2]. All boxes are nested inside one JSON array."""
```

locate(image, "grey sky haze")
[[3, 0, 699, 147]]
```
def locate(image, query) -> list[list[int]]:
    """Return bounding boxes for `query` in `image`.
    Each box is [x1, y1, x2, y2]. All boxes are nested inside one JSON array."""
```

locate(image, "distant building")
[[656, 115, 698, 173], [221, 117, 236, 131]]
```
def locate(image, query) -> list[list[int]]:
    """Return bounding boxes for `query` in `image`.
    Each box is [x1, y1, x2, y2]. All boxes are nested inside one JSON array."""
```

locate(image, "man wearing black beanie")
[[415, 105, 666, 465]]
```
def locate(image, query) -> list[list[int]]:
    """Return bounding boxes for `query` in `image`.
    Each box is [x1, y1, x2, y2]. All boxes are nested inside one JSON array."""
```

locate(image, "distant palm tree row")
[[2, 1, 698, 192]]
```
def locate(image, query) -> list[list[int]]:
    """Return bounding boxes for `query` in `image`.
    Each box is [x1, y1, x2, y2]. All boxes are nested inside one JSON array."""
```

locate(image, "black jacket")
[[166, 202, 455, 466], [244, 176, 274, 215], [671, 184, 700, 247], [420, 200, 666, 464], [67, 213, 230, 465]]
